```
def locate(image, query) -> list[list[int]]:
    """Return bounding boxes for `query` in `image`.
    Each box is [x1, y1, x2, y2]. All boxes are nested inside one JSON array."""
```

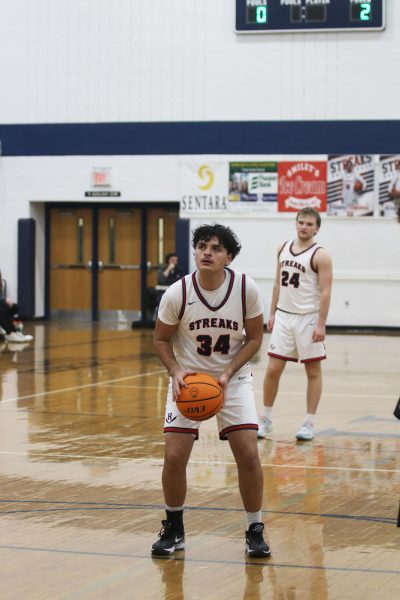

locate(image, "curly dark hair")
[[192, 224, 242, 259]]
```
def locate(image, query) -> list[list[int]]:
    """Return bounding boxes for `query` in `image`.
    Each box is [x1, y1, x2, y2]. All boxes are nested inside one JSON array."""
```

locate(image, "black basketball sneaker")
[[151, 519, 185, 556], [245, 522, 271, 558]]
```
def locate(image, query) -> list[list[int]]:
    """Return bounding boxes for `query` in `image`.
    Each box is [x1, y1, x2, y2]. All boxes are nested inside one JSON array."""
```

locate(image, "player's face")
[[344, 160, 353, 173], [194, 237, 232, 273], [296, 215, 319, 241]]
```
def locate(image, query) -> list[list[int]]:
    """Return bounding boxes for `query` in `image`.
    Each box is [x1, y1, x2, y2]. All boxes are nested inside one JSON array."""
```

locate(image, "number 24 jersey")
[[277, 240, 322, 315]]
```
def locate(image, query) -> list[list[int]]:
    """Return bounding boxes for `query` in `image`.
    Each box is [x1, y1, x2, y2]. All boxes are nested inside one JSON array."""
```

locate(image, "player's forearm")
[[154, 340, 181, 376], [317, 292, 331, 327], [269, 284, 280, 316], [223, 337, 262, 380]]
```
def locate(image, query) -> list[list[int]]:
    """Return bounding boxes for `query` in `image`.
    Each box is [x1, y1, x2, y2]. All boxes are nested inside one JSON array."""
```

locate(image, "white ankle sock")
[[262, 407, 273, 419], [305, 413, 315, 423], [165, 505, 184, 512], [246, 510, 262, 527]]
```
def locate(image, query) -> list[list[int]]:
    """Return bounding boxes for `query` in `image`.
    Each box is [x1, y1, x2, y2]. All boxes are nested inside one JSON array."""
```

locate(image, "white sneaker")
[[5, 331, 33, 343], [296, 419, 314, 441], [7, 342, 30, 352], [257, 416, 273, 439]]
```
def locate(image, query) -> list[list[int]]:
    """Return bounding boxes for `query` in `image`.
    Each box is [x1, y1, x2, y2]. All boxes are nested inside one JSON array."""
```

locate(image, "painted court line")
[[0, 368, 167, 404], [191, 459, 400, 474], [254, 390, 397, 399], [0, 544, 399, 575], [1, 378, 395, 403], [0, 451, 398, 474], [109, 386, 398, 399]]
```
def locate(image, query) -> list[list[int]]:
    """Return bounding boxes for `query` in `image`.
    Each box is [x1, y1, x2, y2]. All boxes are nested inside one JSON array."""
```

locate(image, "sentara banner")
[[180, 162, 229, 214]]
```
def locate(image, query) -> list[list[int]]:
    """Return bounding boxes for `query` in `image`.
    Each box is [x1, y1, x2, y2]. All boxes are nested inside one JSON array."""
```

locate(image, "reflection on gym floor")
[[0, 322, 399, 599]]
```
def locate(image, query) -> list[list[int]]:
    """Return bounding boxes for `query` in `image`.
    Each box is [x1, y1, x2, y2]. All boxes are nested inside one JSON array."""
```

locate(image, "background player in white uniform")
[[151, 224, 270, 559], [258, 207, 333, 441], [342, 159, 366, 209]]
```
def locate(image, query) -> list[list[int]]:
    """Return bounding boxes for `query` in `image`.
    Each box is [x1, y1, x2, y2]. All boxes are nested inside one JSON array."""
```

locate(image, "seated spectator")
[[133, 253, 185, 327], [0, 272, 33, 343], [157, 252, 184, 287], [140, 253, 184, 324]]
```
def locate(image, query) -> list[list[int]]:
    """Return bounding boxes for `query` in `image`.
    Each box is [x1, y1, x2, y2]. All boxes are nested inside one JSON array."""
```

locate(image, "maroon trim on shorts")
[[219, 423, 258, 440], [164, 426, 199, 439], [268, 351, 298, 362], [301, 355, 327, 363]]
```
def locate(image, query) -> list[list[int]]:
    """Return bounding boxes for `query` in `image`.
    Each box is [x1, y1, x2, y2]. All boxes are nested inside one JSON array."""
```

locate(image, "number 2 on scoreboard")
[[360, 3, 372, 21]]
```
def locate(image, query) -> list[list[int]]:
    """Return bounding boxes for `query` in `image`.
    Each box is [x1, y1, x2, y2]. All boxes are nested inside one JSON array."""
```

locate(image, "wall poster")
[[277, 161, 327, 212], [229, 162, 278, 211], [377, 155, 400, 218], [327, 155, 375, 216], [180, 162, 229, 213]]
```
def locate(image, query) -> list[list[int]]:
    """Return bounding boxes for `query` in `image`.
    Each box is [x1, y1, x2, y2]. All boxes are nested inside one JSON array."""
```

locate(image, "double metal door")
[[48, 205, 178, 321]]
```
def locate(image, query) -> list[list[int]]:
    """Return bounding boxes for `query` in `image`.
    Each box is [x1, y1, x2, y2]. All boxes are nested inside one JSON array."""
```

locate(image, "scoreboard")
[[235, 0, 385, 33]]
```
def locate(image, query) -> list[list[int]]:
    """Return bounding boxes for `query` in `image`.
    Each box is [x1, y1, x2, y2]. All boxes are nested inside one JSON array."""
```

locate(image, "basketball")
[[176, 373, 224, 421], [354, 179, 363, 193]]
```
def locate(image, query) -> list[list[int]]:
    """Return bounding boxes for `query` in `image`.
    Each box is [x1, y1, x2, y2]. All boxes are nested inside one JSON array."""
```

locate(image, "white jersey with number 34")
[[157, 268, 263, 378]]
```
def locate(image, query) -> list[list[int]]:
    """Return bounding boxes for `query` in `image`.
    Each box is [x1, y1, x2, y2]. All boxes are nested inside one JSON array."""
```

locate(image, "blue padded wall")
[[17, 218, 36, 318]]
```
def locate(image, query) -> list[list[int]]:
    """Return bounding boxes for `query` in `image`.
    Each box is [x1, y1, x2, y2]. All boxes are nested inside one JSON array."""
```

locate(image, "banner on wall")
[[229, 162, 278, 211], [377, 155, 400, 218], [277, 161, 327, 212], [180, 162, 228, 213], [180, 157, 397, 218], [327, 155, 375, 216]]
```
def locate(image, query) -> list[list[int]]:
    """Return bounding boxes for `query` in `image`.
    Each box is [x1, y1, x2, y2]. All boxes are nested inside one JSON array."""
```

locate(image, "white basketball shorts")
[[163, 371, 258, 440], [268, 310, 326, 363]]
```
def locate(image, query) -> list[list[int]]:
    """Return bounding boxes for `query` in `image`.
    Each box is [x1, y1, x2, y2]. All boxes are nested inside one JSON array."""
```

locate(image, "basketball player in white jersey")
[[258, 207, 333, 441], [151, 224, 270, 558], [342, 159, 366, 208]]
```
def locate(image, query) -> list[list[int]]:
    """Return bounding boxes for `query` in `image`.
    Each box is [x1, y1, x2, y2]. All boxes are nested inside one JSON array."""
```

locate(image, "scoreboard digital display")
[[235, 1, 385, 33]]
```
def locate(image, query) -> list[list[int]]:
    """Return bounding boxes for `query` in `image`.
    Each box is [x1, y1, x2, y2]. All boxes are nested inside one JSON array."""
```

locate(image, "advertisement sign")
[[277, 161, 327, 212], [377, 155, 400, 218], [327, 155, 375, 216], [229, 162, 278, 211], [180, 157, 397, 218], [180, 163, 228, 213]]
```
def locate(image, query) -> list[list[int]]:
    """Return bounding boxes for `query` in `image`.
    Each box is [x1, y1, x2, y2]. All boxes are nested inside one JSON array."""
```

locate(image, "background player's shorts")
[[268, 310, 326, 363], [163, 371, 258, 440]]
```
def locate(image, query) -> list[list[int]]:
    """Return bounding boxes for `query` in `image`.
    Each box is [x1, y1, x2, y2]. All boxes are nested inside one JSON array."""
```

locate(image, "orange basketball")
[[354, 179, 363, 193], [176, 373, 224, 421]]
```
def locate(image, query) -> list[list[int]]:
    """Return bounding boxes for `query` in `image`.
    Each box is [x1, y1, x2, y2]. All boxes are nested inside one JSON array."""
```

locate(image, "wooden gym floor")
[[0, 322, 399, 600]]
